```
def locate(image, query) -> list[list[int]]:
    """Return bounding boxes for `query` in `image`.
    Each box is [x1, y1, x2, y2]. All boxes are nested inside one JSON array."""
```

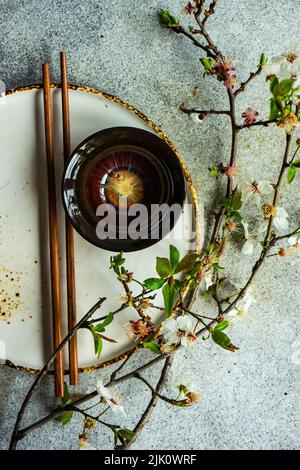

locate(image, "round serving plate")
[[0, 84, 201, 373]]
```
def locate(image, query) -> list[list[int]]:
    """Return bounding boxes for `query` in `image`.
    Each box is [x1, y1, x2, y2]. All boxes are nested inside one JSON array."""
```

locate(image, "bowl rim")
[[61, 125, 187, 252]]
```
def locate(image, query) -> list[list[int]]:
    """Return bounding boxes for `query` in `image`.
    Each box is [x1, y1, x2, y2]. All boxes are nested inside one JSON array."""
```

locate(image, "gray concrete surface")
[[0, 0, 299, 450]]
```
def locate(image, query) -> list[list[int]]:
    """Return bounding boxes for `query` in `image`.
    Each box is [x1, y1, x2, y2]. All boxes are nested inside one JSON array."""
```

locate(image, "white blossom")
[[288, 235, 300, 247], [241, 221, 261, 255], [204, 271, 214, 289], [96, 379, 125, 416], [279, 235, 300, 256], [163, 316, 196, 347], [266, 42, 300, 84], [228, 290, 256, 321], [168, 374, 201, 404], [79, 441, 96, 451], [273, 207, 289, 230], [79, 435, 96, 451], [240, 179, 273, 206], [258, 206, 289, 234]]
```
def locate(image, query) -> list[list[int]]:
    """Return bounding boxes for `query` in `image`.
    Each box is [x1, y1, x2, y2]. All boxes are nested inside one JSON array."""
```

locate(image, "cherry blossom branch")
[[12, 355, 167, 444], [118, 356, 174, 450], [9, 4, 300, 453], [221, 132, 294, 314], [115, 288, 199, 449], [165, 8, 296, 328], [9, 297, 106, 450], [10, 284, 197, 449]]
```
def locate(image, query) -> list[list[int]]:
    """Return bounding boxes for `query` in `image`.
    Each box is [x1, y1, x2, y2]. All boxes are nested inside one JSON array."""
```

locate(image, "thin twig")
[[273, 226, 300, 242], [133, 373, 174, 405], [203, 1, 217, 26], [234, 66, 263, 96], [110, 345, 139, 382], [180, 104, 230, 117], [86, 291, 152, 325], [237, 119, 276, 130], [119, 356, 174, 450], [16, 354, 168, 442], [174, 25, 216, 58], [288, 145, 300, 165], [222, 132, 294, 314], [194, 7, 223, 58], [225, 88, 238, 198]]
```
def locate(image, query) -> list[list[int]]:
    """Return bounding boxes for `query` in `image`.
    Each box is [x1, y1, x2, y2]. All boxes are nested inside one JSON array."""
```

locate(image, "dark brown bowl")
[[62, 127, 186, 252]]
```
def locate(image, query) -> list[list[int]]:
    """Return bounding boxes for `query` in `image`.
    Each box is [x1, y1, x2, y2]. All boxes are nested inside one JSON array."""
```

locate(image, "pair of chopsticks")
[[42, 52, 78, 397]]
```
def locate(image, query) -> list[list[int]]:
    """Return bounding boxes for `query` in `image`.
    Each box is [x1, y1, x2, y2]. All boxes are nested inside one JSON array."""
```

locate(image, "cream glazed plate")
[[0, 84, 200, 373]]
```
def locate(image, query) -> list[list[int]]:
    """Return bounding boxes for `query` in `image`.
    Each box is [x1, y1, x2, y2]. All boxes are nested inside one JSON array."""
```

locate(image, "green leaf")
[[269, 97, 279, 120], [114, 430, 118, 447], [231, 210, 243, 222], [160, 9, 179, 28], [118, 429, 135, 440], [287, 165, 297, 184], [175, 253, 199, 273], [162, 283, 176, 317], [200, 57, 214, 71], [258, 52, 268, 66], [273, 78, 295, 97], [94, 336, 103, 358], [275, 97, 285, 114], [231, 190, 242, 211], [269, 76, 279, 94], [143, 277, 166, 290], [173, 279, 184, 291], [110, 252, 125, 268], [213, 320, 229, 331], [160, 9, 171, 26], [292, 159, 300, 168], [279, 78, 295, 95], [219, 197, 232, 209], [61, 382, 70, 407], [94, 312, 114, 333], [60, 410, 73, 425], [209, 166, 219, 176], [156, 257, 171, 278], [211, 330, 239, 352], [212, 264, 224, 272], [142, 341, 161, 354], [169, 245, 180, 271]]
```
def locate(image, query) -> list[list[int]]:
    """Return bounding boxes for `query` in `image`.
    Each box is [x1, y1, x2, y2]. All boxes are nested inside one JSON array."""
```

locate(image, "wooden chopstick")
[[42, 63, 65, 397], [60, 51, 78, 385]]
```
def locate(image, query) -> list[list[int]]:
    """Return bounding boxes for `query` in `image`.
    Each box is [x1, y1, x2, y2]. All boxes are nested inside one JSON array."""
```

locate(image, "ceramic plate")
[[0, 84, 200, 373]]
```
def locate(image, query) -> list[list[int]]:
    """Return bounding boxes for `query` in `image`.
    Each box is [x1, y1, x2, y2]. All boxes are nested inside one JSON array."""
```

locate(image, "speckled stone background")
[[0, 0, 300, 450]]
